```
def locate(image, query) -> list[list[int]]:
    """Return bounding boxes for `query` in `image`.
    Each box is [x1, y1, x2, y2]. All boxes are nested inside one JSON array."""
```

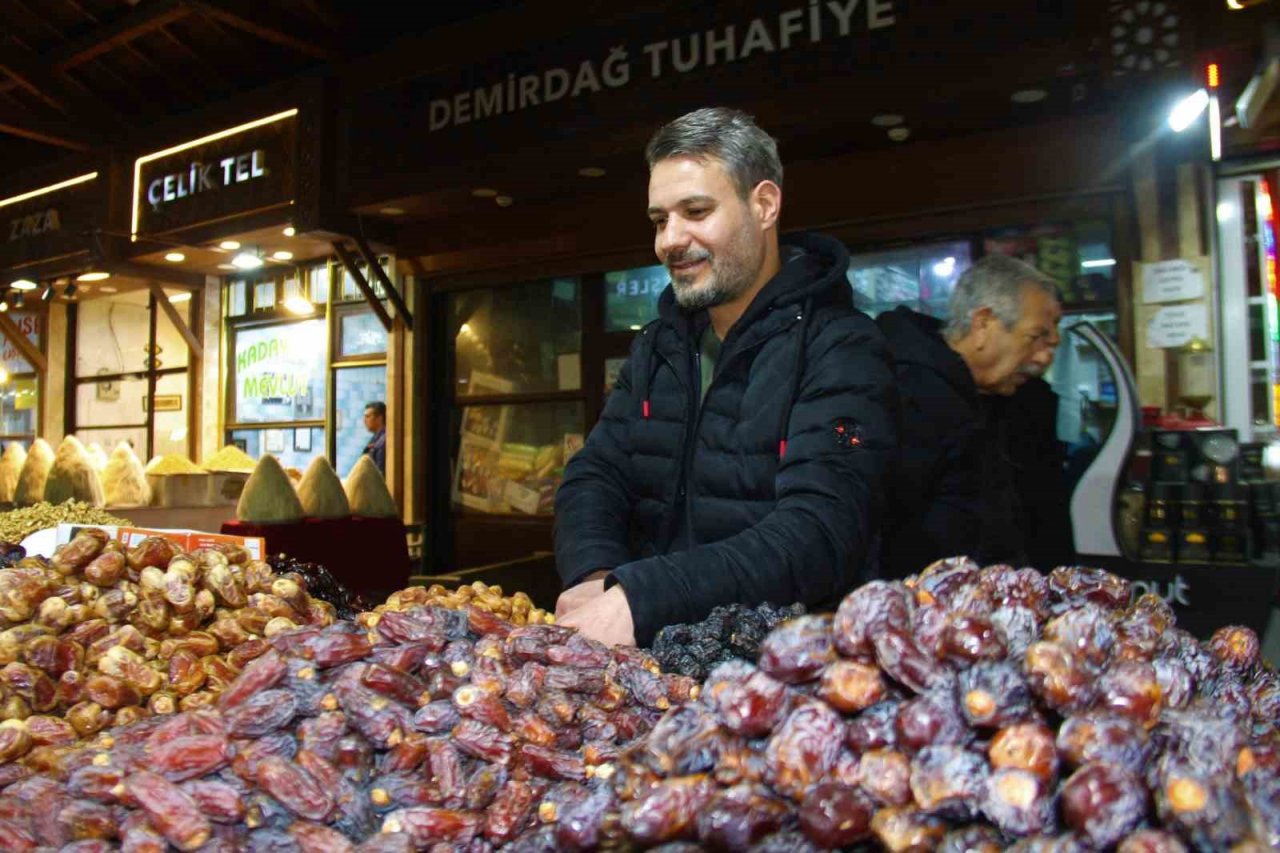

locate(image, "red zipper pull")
[[778, 439, 787, 459], [642, 400, 651, 419]]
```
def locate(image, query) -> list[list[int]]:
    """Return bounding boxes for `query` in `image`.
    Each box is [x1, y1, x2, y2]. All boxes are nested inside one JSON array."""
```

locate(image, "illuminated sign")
[[8, 208, 60, 241], [132, 109, 297, 238], [145, 150, 268, 209]]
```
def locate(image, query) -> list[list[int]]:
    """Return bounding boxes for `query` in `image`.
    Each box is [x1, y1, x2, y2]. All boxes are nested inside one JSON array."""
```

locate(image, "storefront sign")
[[0, 172, 99, 273], [1140, 258, 1206, 304], [134, 110, 297, 237], [9, 208, 60, 240], [145, 150, 268, 209], [424, 2, 896, 133], [1147, 303, 1208, 349]]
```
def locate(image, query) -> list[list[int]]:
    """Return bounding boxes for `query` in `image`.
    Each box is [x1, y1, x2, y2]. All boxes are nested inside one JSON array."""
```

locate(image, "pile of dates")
[[0, 528, 336, 759], [600, 560, 1280, 851], [268, 554, 367, 621], [0, 600, 697, 850], [360, 581, 553, 630], [651, 601, 806, 680]]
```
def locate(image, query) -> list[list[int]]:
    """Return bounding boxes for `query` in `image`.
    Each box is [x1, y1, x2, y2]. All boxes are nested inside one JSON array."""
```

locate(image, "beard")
[[667, 232, 764, 311]]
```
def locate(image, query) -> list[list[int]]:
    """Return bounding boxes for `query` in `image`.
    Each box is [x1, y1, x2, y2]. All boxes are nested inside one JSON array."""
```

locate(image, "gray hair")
[[945, 255, 1060, 340], [645, 107, 783, 200]]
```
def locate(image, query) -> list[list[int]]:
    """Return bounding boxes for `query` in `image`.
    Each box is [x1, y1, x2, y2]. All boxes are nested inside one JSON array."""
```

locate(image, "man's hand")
[[554, 570, 609, 618], [558, 584, 636, 647]]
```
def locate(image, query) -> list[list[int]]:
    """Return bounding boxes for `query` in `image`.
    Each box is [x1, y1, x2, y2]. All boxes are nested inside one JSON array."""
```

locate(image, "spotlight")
[[164, 252, 186, 263], [219, 240, 241, 251], [40, 285, 54, 302], [64, 282, 78, 298], [282, 295, 314, 315], [283, 226, 296, 237], [231, 252, 264, 270], [0, 301, 8, 313], [272, 250, 293, 261], [1168, 89, 1209, 132], [13, 294, 25, 309]]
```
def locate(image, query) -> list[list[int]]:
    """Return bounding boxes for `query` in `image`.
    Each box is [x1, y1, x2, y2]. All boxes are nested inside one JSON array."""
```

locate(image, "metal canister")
[[1178, 482, 1206, 528]]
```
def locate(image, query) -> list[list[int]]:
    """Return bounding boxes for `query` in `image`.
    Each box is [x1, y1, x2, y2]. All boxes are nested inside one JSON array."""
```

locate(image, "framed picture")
[[232, 438, 248, 453], [293, 428, 312, 452], [264, 429, 285, 454]]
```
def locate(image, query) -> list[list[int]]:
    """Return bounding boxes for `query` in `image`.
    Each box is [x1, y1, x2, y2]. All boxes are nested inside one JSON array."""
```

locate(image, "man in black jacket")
[[554, 107, 896, 647], [876, 254, 1065, 579]]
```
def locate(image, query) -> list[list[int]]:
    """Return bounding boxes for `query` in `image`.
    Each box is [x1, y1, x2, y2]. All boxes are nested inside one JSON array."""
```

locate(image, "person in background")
[[553, 106, 897, 647], [876, 254, 1068, 579], [363, 401, 387, 473]]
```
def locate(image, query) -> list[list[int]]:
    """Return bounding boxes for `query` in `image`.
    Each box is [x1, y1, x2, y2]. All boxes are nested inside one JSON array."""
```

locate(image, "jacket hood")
[[655, 231, 852, 333], [876, 306, 975, 398]]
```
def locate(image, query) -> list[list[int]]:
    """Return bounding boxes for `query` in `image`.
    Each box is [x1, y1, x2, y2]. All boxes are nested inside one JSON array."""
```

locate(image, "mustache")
[[666, 249, 711, 268]]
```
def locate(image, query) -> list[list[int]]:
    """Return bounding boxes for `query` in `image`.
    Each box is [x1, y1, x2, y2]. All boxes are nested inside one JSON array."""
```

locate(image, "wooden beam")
[[353, 234, 413, 332], [0, 41, 121, 127], [148, 282, 203, 360], [0, 108, 91, 150], [0, 312, 46, 373], [332, 241, 393, 332], [46, 0, 192, 71], [187, 1, 337, 59]]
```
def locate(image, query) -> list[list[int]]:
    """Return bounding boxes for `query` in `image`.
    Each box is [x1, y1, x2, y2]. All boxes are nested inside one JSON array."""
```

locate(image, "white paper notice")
[[1147, 304, 1208, 348], [1141, 259, 1206, 304]]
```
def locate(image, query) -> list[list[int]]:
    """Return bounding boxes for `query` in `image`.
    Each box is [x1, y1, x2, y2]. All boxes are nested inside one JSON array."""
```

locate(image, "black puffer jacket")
[[876, 306, 1027, 578], [555, 232, 896, 645]]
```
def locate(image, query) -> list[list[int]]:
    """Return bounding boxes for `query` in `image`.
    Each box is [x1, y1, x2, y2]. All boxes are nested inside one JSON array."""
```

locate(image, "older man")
[[553, 107, 896, 647], [876, 254, 1065, 578]]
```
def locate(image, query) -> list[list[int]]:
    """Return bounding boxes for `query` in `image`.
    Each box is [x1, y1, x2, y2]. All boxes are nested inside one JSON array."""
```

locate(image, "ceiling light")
[[888, 127, 911, 142], [0, 302, 8, 313], [168, 292, 192, 303], [282, 295, 314, 315], [471, 188, 498, 198], [1081, 258, 1117, 269], [231, 252, 264, 270], [1011, 89, 1048, 104], [1168, 89, 1209, 132], [77, 271, 110, 282], [40, 285, 54, 302], [578, 167, 606, 177], [216, 264, 237, 271], [63, 282, 78, 298], [932, 257, 956, 277], [0, 367, 8, 384], [282, 226, 296, 237], [871, 114, 904, 127], [10, 279, 37, 291], [495, 195, 514, 207], [379, 207, 405, 215], [97, 286, 116, 294], [164, 252, 185, 263], [272, 250, 294, 261], [219, 240, 241, 251]]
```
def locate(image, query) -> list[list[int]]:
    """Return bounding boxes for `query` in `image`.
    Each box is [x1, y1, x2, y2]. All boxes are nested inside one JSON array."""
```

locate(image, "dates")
[[757, 615, 835, 684], [1060, 762, 1146, 849]]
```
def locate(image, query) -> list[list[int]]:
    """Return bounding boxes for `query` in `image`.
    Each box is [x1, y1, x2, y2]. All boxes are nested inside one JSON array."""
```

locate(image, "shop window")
[[452, 400, 583, 516], [230, 319, 328, 424], [334, 365, 387, 477], [228, 281, 249, 317], [847, 241, 972, 319], [336, 306, 388, 359], [451, 278, 582, 397], [229, 427, 325, 472], [0, 311, 41, 443], [76, 294, 152, 376], [984, 220, 1116, 309], [604, 264, 666, 332]]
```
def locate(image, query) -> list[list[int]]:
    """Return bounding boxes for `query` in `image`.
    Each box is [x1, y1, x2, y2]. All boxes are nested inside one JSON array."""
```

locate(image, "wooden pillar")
[[42, 303, 67, 440], [199, 277, 222, 459]]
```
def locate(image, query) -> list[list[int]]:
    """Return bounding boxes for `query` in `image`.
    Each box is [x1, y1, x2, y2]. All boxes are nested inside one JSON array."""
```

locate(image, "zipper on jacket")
[[682, 340, 700, 547]]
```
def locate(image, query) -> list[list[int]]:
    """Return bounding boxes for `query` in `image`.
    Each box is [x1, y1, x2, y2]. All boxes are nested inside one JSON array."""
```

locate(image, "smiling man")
[[553, 107, 897, 647], [875, 254, 1066, 579]]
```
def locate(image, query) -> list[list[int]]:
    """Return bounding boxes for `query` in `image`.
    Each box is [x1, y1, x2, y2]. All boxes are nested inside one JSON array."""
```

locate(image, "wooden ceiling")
[[0, 0, 517, 173]]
